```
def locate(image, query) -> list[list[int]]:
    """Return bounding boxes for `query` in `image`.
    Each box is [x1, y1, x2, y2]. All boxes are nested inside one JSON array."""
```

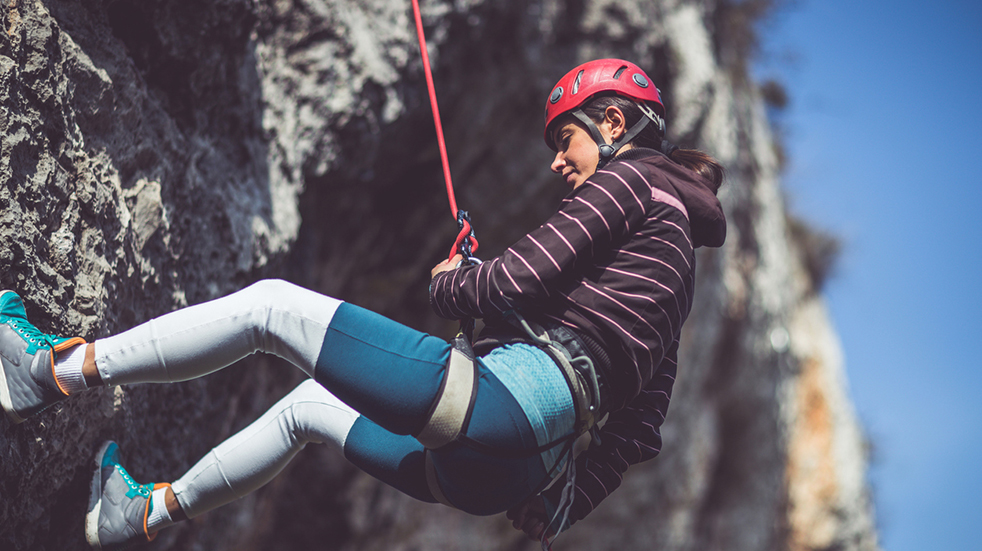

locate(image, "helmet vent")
[[572, 70, 584, 94], [612, 66, 628, 80], [550, 86, 564, 104]]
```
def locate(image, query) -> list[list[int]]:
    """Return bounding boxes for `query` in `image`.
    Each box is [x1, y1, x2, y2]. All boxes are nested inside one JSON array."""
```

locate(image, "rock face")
[[0, 0, 879, 550]]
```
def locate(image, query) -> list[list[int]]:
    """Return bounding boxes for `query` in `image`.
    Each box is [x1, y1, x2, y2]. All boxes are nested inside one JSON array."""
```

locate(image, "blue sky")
[[757, 1, 982, 549]]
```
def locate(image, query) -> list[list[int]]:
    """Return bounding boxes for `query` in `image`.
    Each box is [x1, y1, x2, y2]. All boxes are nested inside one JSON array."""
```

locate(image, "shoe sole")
[[0, 290, 26, 424], [85, 440, 114, 549]]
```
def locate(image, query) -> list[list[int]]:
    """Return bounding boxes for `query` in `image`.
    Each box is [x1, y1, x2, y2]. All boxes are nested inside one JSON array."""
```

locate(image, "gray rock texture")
[[0, 0, 879, 550]]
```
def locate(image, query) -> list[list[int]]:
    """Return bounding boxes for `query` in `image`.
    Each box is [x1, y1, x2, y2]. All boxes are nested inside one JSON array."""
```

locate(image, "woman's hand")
[[506, 495, 554, 544], [431, 254, 464, 278]]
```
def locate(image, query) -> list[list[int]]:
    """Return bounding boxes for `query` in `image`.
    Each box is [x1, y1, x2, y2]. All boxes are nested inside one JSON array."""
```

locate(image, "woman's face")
[[550, 119, 600, 190], [549, 107, 628, 190]]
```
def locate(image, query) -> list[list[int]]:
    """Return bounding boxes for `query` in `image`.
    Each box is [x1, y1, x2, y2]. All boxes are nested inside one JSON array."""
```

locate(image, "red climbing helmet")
[[543, 59, 665, 151]]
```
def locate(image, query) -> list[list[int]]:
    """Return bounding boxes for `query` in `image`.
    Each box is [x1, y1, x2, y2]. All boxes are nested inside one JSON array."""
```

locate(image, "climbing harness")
[[410, 0, 479, 263], [416, 307, 612, 541], [430, 313, 612, 461]]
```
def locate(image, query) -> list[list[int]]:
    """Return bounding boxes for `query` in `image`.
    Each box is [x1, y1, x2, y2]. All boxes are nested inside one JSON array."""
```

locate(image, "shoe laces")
[[116, 464, 154, 499], [6, 318, 58, 351]]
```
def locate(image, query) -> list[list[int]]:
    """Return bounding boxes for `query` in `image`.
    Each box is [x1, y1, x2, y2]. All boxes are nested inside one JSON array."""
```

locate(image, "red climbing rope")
[[410, 0, 479, 262]]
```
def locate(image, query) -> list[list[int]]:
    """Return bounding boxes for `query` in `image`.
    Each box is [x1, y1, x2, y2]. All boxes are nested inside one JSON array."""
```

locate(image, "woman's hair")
[[580, 95, 725, 194]]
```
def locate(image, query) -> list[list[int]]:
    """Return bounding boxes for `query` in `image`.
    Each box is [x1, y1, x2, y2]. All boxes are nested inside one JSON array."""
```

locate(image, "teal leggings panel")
[[316, 303, 450, 436], [315, 303, 549, 515]]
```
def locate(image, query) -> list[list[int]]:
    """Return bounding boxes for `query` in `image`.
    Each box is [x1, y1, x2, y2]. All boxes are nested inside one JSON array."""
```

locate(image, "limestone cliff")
[[0, 0, 878, 549]]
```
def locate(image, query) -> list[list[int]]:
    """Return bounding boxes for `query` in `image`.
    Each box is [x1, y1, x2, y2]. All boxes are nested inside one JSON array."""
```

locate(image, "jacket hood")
[[616, 148, 727, 248]]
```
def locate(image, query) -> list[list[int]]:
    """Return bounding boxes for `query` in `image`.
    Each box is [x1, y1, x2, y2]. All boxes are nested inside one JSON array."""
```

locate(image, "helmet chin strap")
[[571, 105, 665, 171]]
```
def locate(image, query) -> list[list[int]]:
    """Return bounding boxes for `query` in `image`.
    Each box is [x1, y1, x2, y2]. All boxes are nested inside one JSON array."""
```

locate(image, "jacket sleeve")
[[429, 161, 654, 320], [541, 361, 673, 529]]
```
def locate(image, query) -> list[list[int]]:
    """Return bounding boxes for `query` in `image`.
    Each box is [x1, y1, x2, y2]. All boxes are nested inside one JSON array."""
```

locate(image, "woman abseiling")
[[0, 58, 725, 549]]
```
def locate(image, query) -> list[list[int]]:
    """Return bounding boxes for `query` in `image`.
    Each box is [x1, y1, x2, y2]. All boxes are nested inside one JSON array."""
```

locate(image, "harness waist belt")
[[473, 321, 612, 425]]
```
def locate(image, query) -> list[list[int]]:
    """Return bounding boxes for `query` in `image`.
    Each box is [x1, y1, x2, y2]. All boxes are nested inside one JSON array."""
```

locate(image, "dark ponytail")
[[580, 95, 725, 194], [667, 148, 725, 194]]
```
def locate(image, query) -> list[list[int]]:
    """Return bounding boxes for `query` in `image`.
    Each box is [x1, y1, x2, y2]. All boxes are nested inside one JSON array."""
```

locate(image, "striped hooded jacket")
[[429, 147, 727, 526]]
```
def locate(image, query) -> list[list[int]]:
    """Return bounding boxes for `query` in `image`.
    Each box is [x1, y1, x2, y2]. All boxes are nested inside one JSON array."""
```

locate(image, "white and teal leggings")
[[93, 279, 573, 517]]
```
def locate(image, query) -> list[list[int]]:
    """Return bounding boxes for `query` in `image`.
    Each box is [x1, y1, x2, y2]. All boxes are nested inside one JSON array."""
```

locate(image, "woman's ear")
[[603, 106, 628, 141]]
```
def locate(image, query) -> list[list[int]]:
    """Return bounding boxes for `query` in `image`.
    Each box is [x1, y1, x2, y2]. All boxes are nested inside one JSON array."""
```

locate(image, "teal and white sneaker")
[[0, 290, 86, 423], [86, 441, 169, 550]]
